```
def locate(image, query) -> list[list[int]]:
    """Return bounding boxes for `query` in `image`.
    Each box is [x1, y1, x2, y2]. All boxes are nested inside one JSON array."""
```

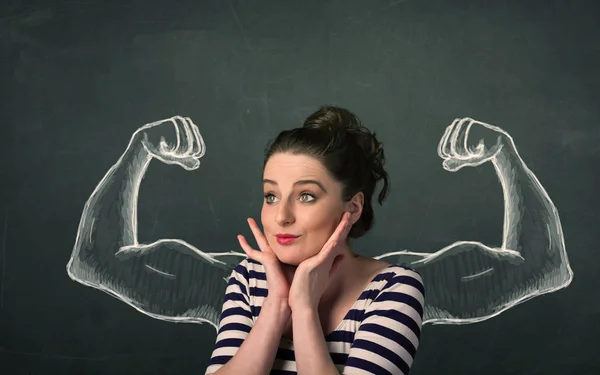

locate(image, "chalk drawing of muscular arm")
[[67, 116, 573, 331], [66, 117, 243, 330], [376, 118, 573, 325]]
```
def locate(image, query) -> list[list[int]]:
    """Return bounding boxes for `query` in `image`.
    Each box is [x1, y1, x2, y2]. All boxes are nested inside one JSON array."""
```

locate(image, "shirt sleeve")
[[204, 259, 254, 375], [343, 268, 425, 375]]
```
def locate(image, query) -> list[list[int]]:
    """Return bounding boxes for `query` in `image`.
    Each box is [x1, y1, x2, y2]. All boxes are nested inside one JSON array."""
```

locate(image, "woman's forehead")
[[263, 154, 336, 185], [264, 153, 325, 175]]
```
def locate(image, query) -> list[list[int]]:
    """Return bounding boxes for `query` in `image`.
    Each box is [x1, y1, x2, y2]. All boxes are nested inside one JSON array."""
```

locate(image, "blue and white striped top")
[[205, 258, 425, 375]]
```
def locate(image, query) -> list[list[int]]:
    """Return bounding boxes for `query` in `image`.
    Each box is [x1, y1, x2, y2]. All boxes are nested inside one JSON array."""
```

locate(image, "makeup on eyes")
[[263, 191, 317, 204]]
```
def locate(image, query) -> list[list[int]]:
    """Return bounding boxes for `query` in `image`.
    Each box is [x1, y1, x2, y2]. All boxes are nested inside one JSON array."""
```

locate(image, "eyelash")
[[263, 192, 316, 204]]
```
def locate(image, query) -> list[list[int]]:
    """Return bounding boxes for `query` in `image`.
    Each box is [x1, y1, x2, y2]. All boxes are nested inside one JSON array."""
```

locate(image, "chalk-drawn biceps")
[[378, 242, 523, 281], [113, 240, 241, 292], [204, 250, 246, 284], [72, 239, 239, 328], [144, 264, 177, 279], [412, 241, 523, 267], [393, 242, 530, 324], [460, 267, 494, 281]]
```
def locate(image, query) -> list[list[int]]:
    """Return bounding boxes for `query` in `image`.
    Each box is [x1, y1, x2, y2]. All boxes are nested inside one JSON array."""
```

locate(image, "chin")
[[274, 250, 307, 266], [276, 254, 302, 266]]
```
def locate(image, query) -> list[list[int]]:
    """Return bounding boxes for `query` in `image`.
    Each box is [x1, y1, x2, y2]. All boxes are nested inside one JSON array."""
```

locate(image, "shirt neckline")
[[280, 264, 395, 344]]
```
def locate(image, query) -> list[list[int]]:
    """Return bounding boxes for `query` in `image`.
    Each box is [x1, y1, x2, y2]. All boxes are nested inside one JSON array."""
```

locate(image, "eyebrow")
[[262, 179, 328, 193]]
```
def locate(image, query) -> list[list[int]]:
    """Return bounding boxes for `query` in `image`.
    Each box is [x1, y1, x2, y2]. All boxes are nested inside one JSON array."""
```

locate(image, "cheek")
[[260, 206, 276, 244], [260, 207, 270, 232], [308, 213, 341, 242], [257, 208, 289, 249], [318, 208, 342, 227]]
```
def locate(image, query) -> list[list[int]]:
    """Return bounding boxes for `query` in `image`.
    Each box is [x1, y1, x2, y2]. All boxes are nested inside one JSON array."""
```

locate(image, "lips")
[[275, 234, 299, 238], [276, 235, 300, 245]]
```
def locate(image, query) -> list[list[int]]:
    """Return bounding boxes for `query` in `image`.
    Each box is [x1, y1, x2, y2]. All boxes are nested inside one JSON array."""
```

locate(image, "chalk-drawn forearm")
[[66, 117, 236, 329], [377, 118, 573, 324]]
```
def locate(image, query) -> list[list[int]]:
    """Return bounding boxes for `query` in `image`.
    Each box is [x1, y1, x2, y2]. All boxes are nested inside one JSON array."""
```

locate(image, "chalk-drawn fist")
[[133, 116, 206, 170], [437, 117, 510, 172]]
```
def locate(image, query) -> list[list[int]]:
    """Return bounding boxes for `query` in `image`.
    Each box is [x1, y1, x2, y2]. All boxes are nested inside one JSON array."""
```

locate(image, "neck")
[[320, 246, 361, 304]]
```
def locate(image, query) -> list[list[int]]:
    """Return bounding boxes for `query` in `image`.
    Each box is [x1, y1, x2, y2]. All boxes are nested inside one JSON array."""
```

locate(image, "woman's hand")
[[237, 218, 294, 302], [288, 212, 353, 313]]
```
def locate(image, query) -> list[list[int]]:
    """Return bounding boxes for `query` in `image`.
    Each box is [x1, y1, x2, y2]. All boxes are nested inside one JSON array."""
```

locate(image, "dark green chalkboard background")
[[2, 0, 599, 374]]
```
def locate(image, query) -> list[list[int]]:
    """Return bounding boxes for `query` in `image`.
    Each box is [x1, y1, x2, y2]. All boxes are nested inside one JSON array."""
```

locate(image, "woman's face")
[[261, 152, 348, 266]]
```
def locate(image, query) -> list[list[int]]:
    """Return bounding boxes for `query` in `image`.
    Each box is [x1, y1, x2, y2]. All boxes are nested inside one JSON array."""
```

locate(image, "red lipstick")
[[276, 234, 300, 245]]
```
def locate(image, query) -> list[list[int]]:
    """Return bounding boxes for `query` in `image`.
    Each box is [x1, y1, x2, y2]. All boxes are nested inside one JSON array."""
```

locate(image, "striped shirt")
[[205, 258, 425, 375]]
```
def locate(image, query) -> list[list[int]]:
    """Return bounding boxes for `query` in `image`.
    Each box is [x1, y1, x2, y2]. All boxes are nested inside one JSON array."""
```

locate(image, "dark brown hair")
[[263, 106, 390, 238]]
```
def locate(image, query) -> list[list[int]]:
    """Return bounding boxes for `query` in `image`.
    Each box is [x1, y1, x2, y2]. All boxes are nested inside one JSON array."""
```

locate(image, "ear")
[[345, 192, 364, 225]]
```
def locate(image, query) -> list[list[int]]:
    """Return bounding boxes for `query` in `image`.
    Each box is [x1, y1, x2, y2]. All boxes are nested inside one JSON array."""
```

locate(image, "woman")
[[204, 106, 425, 375], [66, 104, 571, 372]]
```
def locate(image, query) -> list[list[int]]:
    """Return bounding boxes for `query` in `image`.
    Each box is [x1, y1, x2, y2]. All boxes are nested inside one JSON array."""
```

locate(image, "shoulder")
[[228, 258, 267, 295], [381, 264, 424, 294], [230, 258, 265, 279], [369, 264, 425, 311]]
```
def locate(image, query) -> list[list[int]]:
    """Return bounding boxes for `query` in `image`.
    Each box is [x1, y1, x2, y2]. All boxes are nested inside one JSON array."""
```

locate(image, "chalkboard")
[[2, 0, 599, 374]]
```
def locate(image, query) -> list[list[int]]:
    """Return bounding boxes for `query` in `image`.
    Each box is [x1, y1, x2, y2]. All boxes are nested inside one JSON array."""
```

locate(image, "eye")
[[299, 192, 316, 203], [263, 192, 316, 204], [264, 193, 278, 204]]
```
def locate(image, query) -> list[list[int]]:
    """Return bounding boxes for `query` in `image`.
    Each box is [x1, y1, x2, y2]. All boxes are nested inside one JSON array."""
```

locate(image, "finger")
[[463, 120, 479, 157], [158, 136, 170, 153], [237, 235, 263, 262], [153, 154, 200, 170], [442, 153, 488, 172], [142, 134, 199, 169], [174, 116, 194, 156], [157, 130, 177, 155], [168, 117, 182, 153], [342, 213, 353, 238], [437, 119, 459, 159], [319, 212, 351, 260], [318, 239, 342, 264], [461, 118, 475, 157], [187, 118, 206, 158], [449, 118, 472, 158], [314, 240, 336, 264], [329, 212, 351, 245], [247, 218, 274, 254], [436, 123, 452, 159], [342, 211, 353, 236]]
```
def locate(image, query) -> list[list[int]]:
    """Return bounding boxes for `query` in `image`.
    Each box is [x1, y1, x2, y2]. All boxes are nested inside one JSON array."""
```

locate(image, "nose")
[[275, 201, 295, 226]]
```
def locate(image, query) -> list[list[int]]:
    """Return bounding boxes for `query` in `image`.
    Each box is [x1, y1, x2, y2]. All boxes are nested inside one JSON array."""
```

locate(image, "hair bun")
[[302, 105, 361, 132], [303, 106, 386, 181]]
